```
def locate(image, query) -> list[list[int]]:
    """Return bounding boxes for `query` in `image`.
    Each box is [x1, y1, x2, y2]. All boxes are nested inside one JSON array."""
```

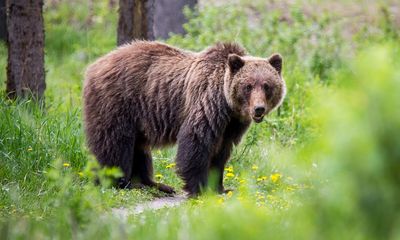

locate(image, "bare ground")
[[112, 195, 187, 219]]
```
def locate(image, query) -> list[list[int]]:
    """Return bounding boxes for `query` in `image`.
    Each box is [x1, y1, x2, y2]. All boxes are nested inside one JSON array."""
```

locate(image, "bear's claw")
[[155, 182, 176, 194]]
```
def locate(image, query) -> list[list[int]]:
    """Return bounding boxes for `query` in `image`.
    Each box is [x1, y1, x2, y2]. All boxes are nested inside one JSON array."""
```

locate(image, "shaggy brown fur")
[[83, 41, 286, 196]]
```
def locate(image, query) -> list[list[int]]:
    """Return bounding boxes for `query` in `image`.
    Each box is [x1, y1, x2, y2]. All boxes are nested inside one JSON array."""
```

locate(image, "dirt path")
[[112, 195, 187, 219]]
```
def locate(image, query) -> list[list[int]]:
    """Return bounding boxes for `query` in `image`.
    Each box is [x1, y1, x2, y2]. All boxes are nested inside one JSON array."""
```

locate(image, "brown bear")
[[83, 41, 286, 196]]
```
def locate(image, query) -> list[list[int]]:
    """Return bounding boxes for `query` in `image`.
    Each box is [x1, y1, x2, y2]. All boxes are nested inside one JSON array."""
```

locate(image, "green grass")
[[0, 0, 400, 239]]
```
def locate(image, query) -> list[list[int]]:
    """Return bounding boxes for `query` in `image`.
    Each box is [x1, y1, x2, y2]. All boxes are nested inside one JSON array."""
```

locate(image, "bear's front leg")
[[210, 140, 234, 194], [176, 123, 217, 197]]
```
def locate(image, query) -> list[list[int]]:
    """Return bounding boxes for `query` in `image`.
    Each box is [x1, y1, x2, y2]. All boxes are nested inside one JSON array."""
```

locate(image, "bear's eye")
[[245, 84, 252, 92], [264, 83, 273, 98]]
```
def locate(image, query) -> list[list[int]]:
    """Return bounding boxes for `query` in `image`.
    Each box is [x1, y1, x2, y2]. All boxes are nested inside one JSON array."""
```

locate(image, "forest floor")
[[112, 195, 187, 219]]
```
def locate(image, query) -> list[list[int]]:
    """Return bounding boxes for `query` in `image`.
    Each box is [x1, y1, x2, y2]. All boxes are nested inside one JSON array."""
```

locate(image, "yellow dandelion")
[[155, 173, 163, 179], [225, 172, 235, 178], [27, 147, 33, 151], [251, 165, 258, 171], [165, 163, 176, 169], [63, 163, 70, 167], [217, 198, 224, 204], [270, 173, 281, 183], [226, 190, 233, 198], [224, 166, 234, 173], [78, 172, 84, 177]]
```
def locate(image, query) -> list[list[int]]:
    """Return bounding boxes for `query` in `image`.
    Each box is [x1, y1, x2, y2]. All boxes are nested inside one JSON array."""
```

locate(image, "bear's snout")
[[248, 86, 268, 123], [254, 106, 266, 117], [252, 105, 266, 123]]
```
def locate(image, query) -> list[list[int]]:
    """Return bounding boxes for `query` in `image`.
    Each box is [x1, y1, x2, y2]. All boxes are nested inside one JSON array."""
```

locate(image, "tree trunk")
[[0, 0, 6, 41], [6, 0, 46, 100], [117, 0, 155, 45], [154, 0, 197, 39]]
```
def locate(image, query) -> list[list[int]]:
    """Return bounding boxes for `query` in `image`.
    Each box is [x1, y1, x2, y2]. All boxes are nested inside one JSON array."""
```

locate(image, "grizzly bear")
[[83, 41, 286, 196]]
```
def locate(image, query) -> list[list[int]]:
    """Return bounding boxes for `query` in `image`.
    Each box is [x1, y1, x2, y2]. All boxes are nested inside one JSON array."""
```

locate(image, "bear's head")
[[224, 53, 286, 123]]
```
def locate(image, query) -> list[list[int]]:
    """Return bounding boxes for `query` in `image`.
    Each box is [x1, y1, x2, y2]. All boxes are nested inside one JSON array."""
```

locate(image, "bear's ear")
[[268, 53, 283, 75], [228, 54, 245, 73]]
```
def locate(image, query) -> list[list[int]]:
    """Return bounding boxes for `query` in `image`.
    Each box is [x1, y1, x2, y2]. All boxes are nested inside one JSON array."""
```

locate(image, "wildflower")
[[165, 163, 176, 169], [251, 165, 258, 171], [256, 176, 268, 182], [27, 147, 33, 151], [78, 172, 84, 177], [224, 166, 234, 173], [63, 163, 70, 167], [217, 198, 224, 204], [270, 173, 281, 183], [225, 172, 235, 178], [155, 174, 163, 179], [226, 190, 233, 198]]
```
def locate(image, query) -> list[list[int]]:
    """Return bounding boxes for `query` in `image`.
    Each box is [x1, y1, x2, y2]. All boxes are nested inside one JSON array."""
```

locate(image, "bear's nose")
[[254, 106, 265, 116]]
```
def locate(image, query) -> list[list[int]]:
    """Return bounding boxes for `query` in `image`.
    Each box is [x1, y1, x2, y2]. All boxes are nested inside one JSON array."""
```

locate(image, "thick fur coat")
[[83, 41, 285, 195]]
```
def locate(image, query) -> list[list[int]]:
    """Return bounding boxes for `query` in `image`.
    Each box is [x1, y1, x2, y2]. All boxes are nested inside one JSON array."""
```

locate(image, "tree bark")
[[154, 0, 197, 39], [117, 0, 155, 45], [6, 0, 46, 100], [0, 0, 6, 41]]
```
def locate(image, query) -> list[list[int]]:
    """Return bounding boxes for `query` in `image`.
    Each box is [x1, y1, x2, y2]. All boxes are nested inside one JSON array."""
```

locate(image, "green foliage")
[[0, 0, 399, 239], [304, 44, 400, 239]]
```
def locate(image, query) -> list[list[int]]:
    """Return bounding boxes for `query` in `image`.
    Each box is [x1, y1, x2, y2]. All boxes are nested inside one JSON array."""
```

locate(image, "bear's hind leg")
[[91, 134, 135, 189], [131, 145, 175, 194], [115, 136, 135, 189]]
